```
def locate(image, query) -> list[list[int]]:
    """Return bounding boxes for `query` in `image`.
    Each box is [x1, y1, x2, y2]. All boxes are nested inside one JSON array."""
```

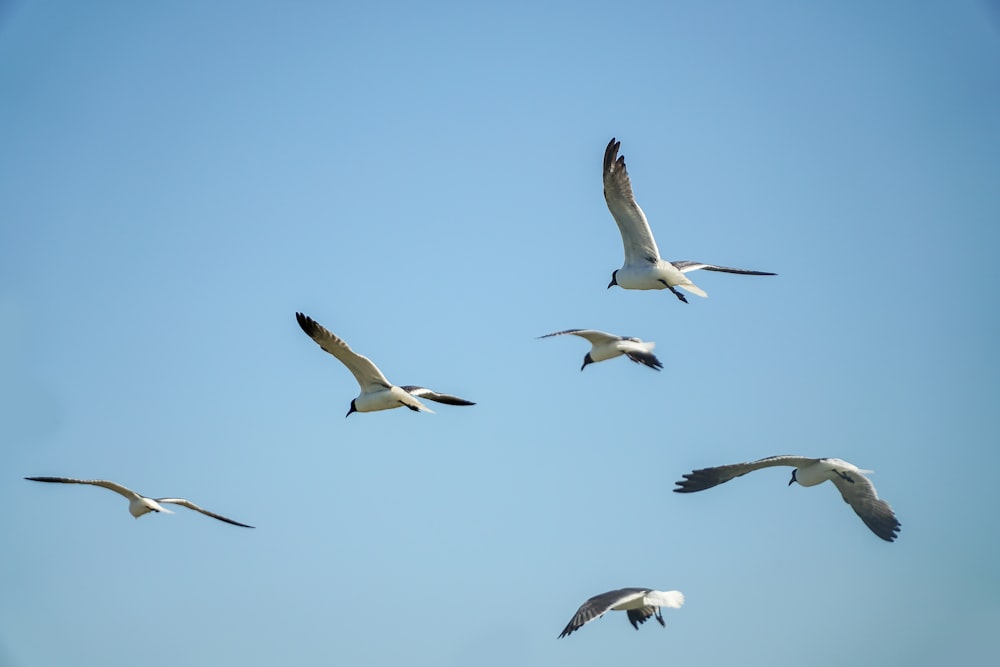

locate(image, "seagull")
[[24, 477, 254, 527], [673, 455, 900, 542], [603, 137, 776, 303], [538, 329, 663, 371], [559, 588, 685, 638], [295, 312, 475, 416]]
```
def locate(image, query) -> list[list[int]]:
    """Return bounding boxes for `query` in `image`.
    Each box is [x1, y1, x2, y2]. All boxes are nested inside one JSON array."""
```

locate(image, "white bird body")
[[354, 384, 431, 414], [129, 496, 173, 518], [559, 587, 685, 638], [603, 138, 775, 303], [24, 477, 253, 527], [674, 455, 900, 542], [538, 329, 662, 371], [295, 312, 474, 416]]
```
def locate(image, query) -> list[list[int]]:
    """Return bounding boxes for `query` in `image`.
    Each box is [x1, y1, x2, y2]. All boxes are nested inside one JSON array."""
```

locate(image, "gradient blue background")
[[2, 1, 998, 666]]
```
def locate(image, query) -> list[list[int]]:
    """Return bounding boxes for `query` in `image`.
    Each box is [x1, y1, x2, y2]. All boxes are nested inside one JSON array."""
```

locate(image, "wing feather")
[[295, 312, 392, 391], [399, 386, 475, 406], [671, 261, 776, 276], [829, 473, 900, 542], [155, 498, 255, 528], [603, 138, 661, 264], [558, 588, 648, 638], [538, 329, 620, 345], [25, 476, 141, 501]]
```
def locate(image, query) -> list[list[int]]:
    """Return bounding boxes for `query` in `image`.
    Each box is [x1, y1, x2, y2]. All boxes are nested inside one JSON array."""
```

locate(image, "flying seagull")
[[295, 312, 475, 416], [24, 477, 254, 528], [673, 456, 900, 542], [603, 137, 775, 303], [538, 329, 662, 371], [559, 588, 685, 638]]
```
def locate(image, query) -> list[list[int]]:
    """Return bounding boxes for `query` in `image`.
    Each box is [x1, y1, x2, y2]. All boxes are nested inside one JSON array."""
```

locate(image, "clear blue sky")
[[2, 1, 998, 666]]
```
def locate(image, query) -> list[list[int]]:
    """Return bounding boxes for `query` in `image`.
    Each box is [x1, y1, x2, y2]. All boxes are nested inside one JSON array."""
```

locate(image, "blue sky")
[[2, 1, 998, 665]]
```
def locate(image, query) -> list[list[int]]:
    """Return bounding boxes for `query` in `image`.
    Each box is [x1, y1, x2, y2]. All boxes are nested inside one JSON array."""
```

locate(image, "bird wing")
[[25, 476, 142, 501], [673, 455, 815, 492], [829, 471, 900, 542], [538, 329, 620, 345], [295, 312, 392, 392], [626, 607, 663, 629], [558, 588, 648, 638], [624, 348, 663, 371], [155, 498, 255, 528], [603, 138, 661, 264], [671, 261, 776, 276], [399, 386, 475, 406]]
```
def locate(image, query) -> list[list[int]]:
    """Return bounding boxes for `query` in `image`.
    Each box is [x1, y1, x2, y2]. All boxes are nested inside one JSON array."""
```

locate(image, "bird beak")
[[607, 278, 615, 289]]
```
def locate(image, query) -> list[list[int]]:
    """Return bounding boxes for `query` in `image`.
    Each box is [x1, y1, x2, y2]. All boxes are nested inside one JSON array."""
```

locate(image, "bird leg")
[[660, 281, 689, 304]]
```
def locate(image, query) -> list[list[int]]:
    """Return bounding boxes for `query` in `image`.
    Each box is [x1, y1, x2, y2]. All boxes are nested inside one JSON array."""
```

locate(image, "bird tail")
[[647, 590, 685, 608], [679, 282, 707, 298]]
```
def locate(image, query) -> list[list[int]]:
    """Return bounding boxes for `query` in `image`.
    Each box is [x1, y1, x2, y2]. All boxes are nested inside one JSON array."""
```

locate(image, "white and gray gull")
[[673, 455, 900, 541], [295, 312, 475, 416], [559, 587, 685, 638], [603, 137, 775, 303], [538, 329, 662, 371], [24, 477, 254, 527]]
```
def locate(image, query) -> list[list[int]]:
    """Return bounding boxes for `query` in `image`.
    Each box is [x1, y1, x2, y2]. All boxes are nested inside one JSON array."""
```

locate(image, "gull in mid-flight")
[[603, 137, 776, 303], [673, 455, 900, 542], [24, 477, 254, 527], [559, 588, 685, 638], [295, 312, 475, 416], [538, 329, 663, 371]]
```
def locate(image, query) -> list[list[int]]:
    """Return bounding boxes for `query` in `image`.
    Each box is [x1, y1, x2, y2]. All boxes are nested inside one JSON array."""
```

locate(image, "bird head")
[[788, 469, 798, 486], [580, 353, 593, 371], [345, 399, 358, 418], [607, 270, 619, 289]]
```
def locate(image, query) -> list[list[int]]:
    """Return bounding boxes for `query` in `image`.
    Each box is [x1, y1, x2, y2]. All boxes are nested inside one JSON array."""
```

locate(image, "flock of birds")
[[24, 137, 901, 639]]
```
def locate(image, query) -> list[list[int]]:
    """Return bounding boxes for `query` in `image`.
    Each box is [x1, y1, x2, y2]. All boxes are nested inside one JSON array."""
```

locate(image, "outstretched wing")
[[829, 472, 900, 542], [538, 329, 619, 345], [603, 138, 661, 264], [558, 588, 647, 638], [155, 498, 255, 528], [25, 476, 142, 501], [671, 261, 776, 276], [295, 312, 392, 392], [399, 386, 475, 406], [673, 455, 815, 493]]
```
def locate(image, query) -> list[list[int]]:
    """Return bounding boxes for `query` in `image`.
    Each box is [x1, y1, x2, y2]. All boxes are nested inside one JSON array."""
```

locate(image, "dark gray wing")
[[671, 261, 776, 276], [829, 472, 901, 542], [626, 606, 664, 629], [624, 349, 663, 371], [673, 455, 815, 493], [399, 386, 475, 406], [558, 588, 648, 638]]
